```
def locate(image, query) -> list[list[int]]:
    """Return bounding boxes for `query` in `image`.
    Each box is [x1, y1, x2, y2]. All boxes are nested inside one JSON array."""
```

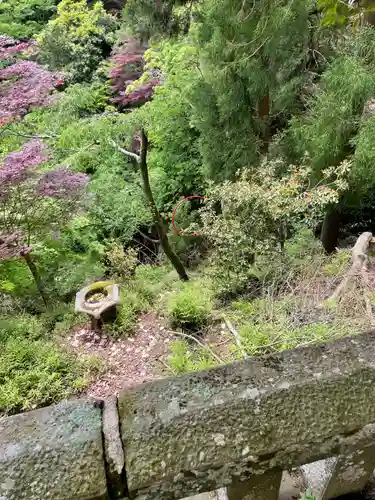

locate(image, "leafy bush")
[[167, 339, 217, 375], [0, 337, 93, 414], [0, 258, 34, 307], [0, 0, 58, 39], [106, 243, 138, 281], [37, 0, 118, 82], [108, 290, 148, 336], [200, 159, 349, 298], [167, 281, 213, 329]]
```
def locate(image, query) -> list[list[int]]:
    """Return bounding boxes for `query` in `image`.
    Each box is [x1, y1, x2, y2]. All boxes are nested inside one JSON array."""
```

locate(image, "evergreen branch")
[[238, 0, 256, 21]]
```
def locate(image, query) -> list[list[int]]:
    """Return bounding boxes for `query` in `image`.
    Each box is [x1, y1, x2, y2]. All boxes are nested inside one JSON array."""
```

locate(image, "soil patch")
[[65, 312, 174, 399]]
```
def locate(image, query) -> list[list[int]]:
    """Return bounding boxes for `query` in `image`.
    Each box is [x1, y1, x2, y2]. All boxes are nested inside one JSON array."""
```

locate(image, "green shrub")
[[0, 314, 46, 343], [231, 300, 256, 317], [37, 0, 118, 82], [39, 303, 84, 334], [108, 290, 148, 336], [167, 340, 217, 375], [33, 243, 105, 302], [167, 281, 213, 329], [133, 264, 179, 304], [106, 244, 138, 282], [200, 162, 348, 298], [0, 0, 58, 39], [0, 337, 97, 415], [0, 259, 34, 303], [285, 228, 321, 256], [0, 310, 103, 414]]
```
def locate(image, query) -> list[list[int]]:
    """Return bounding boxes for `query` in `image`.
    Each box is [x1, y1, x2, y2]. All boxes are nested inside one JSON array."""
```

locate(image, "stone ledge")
[[118, 331, 375, 499], [0, 399, 107, 500], [103, 395, 126, 498]]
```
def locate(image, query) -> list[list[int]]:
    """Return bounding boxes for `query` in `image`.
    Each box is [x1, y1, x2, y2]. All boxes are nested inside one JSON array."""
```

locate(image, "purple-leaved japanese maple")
[[108, 36, 160, 108], [0, 36, 60, 124], [0, 140, 89, 305]]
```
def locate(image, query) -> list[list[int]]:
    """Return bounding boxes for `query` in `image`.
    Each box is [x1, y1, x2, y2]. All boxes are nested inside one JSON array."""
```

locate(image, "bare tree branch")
[[4, 129, 56, 140], [137, 229, 160, 243], [108, 138, 140, 162]]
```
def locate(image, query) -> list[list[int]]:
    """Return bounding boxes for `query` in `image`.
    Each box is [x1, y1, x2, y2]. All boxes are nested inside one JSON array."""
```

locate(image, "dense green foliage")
[[0, 0, 58, 39], [0, 312, 102, 413], [3, 0, 375, 414], [167, 280, 213, 328], [37, 0, 118, 82]]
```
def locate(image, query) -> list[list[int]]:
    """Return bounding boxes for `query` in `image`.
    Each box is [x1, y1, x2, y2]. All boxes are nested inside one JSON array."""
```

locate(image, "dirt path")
[[65, 312, 174, 399]]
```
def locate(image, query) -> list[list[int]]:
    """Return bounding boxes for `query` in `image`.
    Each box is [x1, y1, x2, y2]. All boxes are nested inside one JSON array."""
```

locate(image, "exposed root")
[[329, 232, 373, 301], [329, 232, 375, 325]]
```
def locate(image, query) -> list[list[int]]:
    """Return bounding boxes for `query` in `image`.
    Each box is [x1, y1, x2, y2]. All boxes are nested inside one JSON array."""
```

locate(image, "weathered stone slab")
[[278, 470, 306, 500], [103, 396, 126, 498], [181, 488, 227, 500], [0, 399, 107, 500], [183, 492, 218, 500], [227, 469, 282, 500], [118, 331, 375, 499], [301, 424, 375, 499]]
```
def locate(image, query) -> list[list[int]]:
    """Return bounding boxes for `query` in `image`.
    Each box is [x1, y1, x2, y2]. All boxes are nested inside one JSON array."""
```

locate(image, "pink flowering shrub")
[[0, 140, 89, 259]]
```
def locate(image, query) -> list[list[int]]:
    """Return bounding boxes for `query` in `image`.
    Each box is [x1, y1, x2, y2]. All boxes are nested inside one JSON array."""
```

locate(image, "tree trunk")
[[258, 93, 270, 152], [21, 249, 49, 307], [139, 129, 189, 281], [320, 208, 341, 254], [362, 0, 375, 26]]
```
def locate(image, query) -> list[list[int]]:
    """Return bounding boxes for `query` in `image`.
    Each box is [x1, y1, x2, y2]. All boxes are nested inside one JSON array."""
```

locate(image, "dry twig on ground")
[[169, 330, 224, 364], [222, 315, 249, 359]]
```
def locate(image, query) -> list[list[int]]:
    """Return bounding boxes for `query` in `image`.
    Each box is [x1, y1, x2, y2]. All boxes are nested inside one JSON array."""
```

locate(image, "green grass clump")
[[238, 322, 337, 356], [167, 340, 217, 375], [108, 290, 149, 336], [323, 249, 351, 277], [228, 291, 364, 358], [0, 337, 100, 415], [167, 280, 213, 329], [0, 313, 101, 415], [0, 314, 44, 343], [133, 264, 180, 303], [39, 303, 85, 334]]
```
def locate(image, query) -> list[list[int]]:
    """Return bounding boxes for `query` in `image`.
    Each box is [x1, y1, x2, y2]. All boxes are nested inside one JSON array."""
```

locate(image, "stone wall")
[[3, 331, 375, 500]]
